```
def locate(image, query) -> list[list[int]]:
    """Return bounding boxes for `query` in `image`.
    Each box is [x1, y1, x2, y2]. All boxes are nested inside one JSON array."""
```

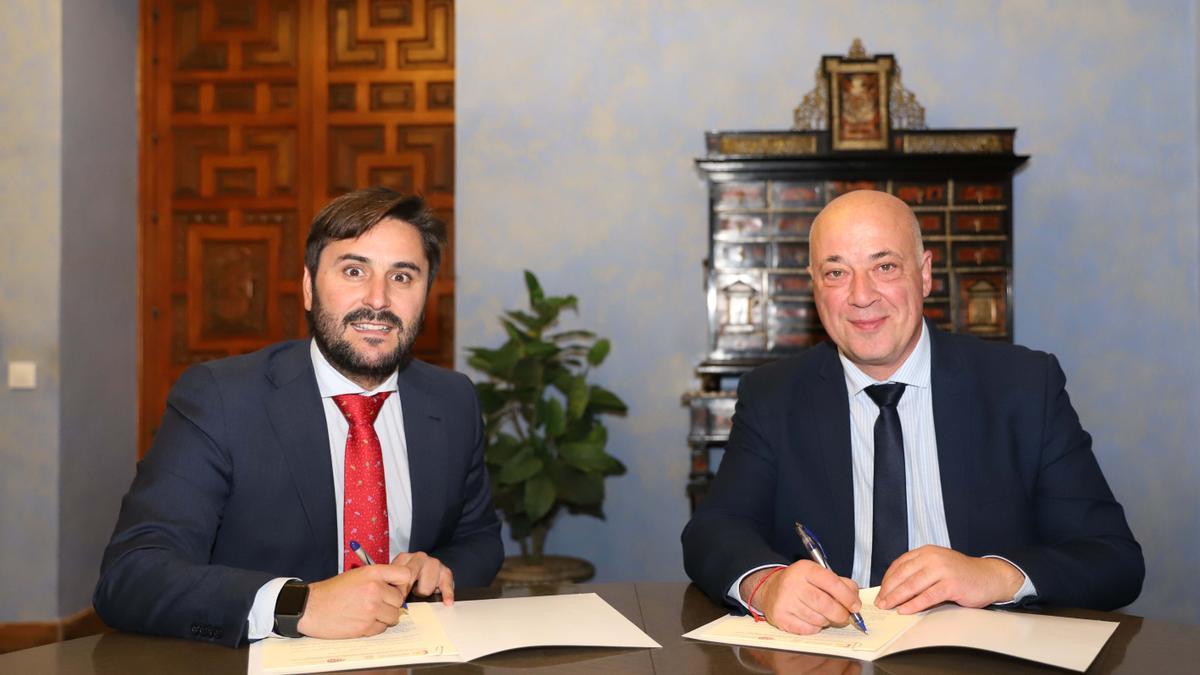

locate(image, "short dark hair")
[[304, 187, 448, 287]]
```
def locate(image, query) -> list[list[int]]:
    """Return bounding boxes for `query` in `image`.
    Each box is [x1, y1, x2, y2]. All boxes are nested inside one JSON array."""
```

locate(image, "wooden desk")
[[1, 582, 1194, 673]]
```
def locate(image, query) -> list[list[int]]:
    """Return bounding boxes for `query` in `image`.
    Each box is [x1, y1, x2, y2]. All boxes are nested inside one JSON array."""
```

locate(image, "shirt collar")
[[838, 319, 931, 396], [309, 339, 399, 398]]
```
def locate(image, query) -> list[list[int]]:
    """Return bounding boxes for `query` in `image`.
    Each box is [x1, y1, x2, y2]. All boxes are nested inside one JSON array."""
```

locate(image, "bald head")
[[810, 190, 923, 258]]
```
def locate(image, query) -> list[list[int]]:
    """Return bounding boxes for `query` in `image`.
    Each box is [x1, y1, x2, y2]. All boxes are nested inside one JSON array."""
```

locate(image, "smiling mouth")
[[849, 317, 886, 331], [350, 322, 394, 334]]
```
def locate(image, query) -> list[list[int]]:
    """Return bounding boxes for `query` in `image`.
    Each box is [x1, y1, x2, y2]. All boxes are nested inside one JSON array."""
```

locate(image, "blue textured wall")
[[0, 0, 62, 621], [457, 0, 1200, 625], [0, 0, 136, 622], [58, 0, 138, 616]]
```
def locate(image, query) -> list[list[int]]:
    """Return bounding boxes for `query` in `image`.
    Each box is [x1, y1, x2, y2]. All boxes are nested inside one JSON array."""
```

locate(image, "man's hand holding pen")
[[296, 545, 455, 639], [739, 562, 862, 636], [298, 563, 414, 638]]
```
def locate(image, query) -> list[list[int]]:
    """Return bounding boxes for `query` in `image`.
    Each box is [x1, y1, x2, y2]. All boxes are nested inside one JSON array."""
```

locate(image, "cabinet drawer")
[[917, 212, 945, 235], [952, 242, 1007, 267], [956, 182, 1006, 205], [772, 181, 824, 208], [926, 241, 948, 267], [770, 273, 812, 295], [714, 182, 766, 209], [773, 242, 809, 269], [827, 180, 885, 199], [894, 182, 949, 206], [716, 214, 766, 238], [714, 242, 768, 269], [773, 213, 815, 236], [951, 212, 1005, 234]]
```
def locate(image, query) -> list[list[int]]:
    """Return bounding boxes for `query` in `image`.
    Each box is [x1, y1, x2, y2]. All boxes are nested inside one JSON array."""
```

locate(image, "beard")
[[306, 289, 422, 384]]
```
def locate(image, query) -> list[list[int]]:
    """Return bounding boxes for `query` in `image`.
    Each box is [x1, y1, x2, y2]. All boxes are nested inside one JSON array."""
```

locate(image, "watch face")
[[276, 583, 309, 616]]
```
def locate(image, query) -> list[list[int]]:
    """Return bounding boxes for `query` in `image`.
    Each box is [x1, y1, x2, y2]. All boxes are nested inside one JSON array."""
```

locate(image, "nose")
[[362, 274, 389, 310], [848, 271, 879, 308]]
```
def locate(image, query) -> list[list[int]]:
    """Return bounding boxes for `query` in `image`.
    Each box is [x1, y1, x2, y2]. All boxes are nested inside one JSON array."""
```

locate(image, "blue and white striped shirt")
[[841, 320, 950, 586]]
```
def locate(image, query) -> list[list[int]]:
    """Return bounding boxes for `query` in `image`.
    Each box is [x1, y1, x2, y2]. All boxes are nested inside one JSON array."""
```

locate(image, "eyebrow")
[[818, 250, 901, 264], [334, 253, 424, 273]]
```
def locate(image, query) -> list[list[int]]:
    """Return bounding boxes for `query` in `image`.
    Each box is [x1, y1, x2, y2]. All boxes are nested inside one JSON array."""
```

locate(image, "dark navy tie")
[[865, 383, 907, 586]]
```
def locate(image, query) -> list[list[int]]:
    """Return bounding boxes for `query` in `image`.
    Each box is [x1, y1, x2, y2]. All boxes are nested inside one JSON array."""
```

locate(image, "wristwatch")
[[273, 580, 310, 638]]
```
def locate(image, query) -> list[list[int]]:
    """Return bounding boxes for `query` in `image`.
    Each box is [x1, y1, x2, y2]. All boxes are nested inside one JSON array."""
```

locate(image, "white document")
[[248, 592, 660, 674], [684, 587, 1118, 672]]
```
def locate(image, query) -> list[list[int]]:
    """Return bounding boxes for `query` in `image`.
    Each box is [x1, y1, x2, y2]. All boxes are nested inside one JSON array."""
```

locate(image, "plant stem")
[[531, 523, 549, 564]]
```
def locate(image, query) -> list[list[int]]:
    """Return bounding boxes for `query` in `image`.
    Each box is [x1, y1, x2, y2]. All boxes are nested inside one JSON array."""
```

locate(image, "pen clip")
[[800, 523, 830, 563]]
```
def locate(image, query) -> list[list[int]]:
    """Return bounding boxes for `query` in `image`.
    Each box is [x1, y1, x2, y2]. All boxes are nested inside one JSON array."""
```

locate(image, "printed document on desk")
[[684, 587, 1118, 672], [248, 592, 661, 674]]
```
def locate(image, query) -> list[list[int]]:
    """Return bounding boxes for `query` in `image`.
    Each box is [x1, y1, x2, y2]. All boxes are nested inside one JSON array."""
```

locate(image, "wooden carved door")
[[140, 0, 455, 455]]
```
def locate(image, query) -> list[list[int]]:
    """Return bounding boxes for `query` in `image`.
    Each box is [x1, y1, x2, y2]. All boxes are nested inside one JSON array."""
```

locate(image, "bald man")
[[682, 190, 1142, 635]]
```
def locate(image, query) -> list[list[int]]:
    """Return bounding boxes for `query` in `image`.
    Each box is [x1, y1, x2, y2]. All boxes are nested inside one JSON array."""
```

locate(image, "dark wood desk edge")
[[2, 582, 1196, 675]]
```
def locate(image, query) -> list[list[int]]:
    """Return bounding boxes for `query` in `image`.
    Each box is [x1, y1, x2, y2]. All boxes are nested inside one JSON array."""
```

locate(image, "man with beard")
[[95, 188, 503, 646]]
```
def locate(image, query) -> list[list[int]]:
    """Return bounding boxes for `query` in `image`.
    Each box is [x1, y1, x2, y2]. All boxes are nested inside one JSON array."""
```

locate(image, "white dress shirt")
[[246, 340, 414, 639], [731, 322, 1034, 607]]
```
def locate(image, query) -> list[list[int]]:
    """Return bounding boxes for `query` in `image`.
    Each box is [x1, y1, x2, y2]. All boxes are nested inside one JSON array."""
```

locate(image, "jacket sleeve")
[[424, 373, 504, 587], [93, 365, 273, 647], [995, 354, 1144, 610], [681, 371, 792, 608]]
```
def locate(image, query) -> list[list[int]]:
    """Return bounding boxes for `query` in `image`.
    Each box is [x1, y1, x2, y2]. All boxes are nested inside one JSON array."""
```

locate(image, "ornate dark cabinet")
[[682, 43, 1029, 510]]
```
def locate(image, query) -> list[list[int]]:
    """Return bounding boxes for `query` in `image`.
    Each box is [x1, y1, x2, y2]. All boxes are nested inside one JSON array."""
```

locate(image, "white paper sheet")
[[248, 592, 659, 674], [684, 587, 1118, 672]]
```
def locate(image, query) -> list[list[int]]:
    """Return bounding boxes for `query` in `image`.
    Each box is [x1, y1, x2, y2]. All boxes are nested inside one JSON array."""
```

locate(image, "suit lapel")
[[396, 362, 447, 553], [264, 341, 338, 576], [811, 344, 856, 574], [929, 327, 972, 551]]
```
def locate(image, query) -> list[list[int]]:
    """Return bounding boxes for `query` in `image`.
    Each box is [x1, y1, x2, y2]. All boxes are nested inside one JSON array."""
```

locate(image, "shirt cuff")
[[983, 555, 1038, 604], [247, 577, 299, 640], [727, 564, 788, 610]]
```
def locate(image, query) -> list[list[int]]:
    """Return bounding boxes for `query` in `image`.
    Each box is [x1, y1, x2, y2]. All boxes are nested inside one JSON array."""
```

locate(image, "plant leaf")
[[524, 270, 545, 305], [499, 318, 526, 341], [512, 358, 545, 390], [524, 339, 560, 359], [543, 396, 566, 438], [523, 474, 556, 522], [587, 385, 628, 414], [586, 338, 611, 366], [549, 330, 596, 342], [506, 310, 544, 333], [566, 375, 590, 420], [498, 448, 543, 485], [485, 433, 522, 465], [552, 466, 604, 506], [559, 440, 609, 472]]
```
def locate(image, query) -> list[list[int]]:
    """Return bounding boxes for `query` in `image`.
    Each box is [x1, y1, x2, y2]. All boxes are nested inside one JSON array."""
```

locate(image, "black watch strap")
[[273, 580, 310, 638]]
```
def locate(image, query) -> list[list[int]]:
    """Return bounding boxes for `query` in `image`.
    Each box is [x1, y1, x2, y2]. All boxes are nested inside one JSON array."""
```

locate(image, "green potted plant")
[[466, 271, 627, 585]]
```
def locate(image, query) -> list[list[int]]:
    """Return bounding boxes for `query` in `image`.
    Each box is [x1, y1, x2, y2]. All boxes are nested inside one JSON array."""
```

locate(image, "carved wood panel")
[[141, 0, 456, 455]]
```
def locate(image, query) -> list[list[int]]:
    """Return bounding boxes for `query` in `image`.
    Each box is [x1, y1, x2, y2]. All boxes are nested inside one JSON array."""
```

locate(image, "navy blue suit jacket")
[[95, 340, 503, 646], [682, 326, 1143, 612]]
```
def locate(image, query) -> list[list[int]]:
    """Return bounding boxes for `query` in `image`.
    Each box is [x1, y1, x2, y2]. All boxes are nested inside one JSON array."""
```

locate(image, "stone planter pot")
[[494, 554, 595, 588]]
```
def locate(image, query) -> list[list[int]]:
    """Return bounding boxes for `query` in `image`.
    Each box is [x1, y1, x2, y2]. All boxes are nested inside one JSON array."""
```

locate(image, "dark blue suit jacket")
[[94, 340, 503, 646], [682, 326, 1143, 611]]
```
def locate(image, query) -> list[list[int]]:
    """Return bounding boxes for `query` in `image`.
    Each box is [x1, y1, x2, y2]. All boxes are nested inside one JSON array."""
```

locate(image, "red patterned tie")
[[333, 392, 392, 571]]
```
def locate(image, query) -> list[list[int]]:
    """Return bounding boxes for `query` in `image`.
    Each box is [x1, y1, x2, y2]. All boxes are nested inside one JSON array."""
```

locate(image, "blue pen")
[[349, 539, 375, 566], [350, 540, 406, 609], [795, 522, 868, 634]]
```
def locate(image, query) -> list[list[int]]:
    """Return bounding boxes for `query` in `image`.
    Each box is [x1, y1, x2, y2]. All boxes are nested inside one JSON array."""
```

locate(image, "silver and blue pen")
[[349, 539, 375, 566], [794, 522, 868, 634], [350, 540, 407, 609]]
